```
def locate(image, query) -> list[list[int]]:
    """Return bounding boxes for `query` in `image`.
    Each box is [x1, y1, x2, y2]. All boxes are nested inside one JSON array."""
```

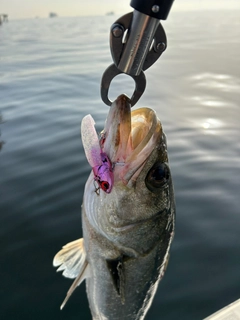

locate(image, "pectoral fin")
[[53, 238, 90, 309], [60, 260, 89, 309]]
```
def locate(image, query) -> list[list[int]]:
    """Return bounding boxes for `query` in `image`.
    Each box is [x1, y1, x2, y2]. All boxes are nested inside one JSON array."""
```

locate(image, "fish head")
[[83, 94, 175, 254]]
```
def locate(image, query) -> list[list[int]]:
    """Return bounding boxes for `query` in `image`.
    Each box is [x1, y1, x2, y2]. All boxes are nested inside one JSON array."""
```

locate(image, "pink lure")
[[92, 153, 113, 193], [81, 114, 114, 194]]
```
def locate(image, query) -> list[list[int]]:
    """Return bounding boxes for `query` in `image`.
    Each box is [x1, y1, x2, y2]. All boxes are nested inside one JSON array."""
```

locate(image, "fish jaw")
[[101, 94, 132, 164], [101, 94, 162, 185]]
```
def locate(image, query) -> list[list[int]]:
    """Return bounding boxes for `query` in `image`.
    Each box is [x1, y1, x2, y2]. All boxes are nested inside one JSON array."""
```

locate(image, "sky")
[[1, 0, 240, 20]]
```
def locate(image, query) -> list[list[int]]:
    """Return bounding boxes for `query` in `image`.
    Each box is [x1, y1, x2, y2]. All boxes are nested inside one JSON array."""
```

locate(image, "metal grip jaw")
[[101, 6, 168, 107], [101, 64, 146, 107]]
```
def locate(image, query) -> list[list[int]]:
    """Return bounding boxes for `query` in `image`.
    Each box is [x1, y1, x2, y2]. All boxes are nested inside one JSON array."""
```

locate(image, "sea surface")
[[0, 9, 240, 320]]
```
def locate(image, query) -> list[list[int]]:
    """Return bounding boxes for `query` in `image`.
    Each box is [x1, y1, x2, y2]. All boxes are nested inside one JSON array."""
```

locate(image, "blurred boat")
[[204, 299, 240, 320]]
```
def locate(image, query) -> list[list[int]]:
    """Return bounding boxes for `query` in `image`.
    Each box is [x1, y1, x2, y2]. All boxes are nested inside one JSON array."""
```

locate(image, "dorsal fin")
[[53, 238, 90, 308]]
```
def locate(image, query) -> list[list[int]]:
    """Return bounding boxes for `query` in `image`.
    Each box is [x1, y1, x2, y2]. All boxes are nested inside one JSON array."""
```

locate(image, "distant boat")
[[49, 12, 58, 18], [0, 14, 8, 24], [106, 11, 114, 16]]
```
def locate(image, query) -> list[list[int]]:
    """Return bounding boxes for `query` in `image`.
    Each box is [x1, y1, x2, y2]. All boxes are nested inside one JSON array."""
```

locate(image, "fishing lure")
[[81, 114, 113, 194]]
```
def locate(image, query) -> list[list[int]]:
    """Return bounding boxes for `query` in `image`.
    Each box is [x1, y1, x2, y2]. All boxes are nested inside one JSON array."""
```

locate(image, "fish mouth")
[[102, 94, 162, 183]]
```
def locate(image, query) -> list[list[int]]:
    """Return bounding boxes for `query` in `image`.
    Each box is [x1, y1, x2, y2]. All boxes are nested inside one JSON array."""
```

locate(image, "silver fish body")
[[53, 95, 175, 320]]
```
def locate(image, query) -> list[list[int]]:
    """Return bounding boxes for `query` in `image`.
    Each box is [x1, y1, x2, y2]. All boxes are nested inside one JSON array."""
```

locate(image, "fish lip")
[[102, 94, 161, 184], [102, 94, 132, 162]]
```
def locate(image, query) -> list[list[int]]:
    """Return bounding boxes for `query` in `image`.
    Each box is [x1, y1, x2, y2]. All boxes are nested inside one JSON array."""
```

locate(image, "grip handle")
[[130, 0, 175, 20]]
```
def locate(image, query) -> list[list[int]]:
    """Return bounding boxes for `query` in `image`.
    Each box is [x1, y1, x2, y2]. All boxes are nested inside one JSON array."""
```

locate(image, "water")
[[0, 10, 240, 320]]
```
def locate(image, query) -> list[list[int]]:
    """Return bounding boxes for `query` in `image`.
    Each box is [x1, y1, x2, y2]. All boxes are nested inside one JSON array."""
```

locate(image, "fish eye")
[[145, 162, 170, 192], [100, 181, 109, 192]]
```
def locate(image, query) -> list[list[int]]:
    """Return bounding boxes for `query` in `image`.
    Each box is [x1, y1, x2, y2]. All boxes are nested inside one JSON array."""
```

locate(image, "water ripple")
[[190, 72, 240, 92]]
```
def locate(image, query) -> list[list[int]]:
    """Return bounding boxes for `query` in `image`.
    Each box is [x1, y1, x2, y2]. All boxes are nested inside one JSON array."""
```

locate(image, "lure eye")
[[100, 181, 110, 192], [145, 162, 170, 192]]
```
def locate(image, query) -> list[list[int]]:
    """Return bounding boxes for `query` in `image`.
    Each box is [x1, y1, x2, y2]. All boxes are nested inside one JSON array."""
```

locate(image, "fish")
[[53, 94, 175, 320]]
